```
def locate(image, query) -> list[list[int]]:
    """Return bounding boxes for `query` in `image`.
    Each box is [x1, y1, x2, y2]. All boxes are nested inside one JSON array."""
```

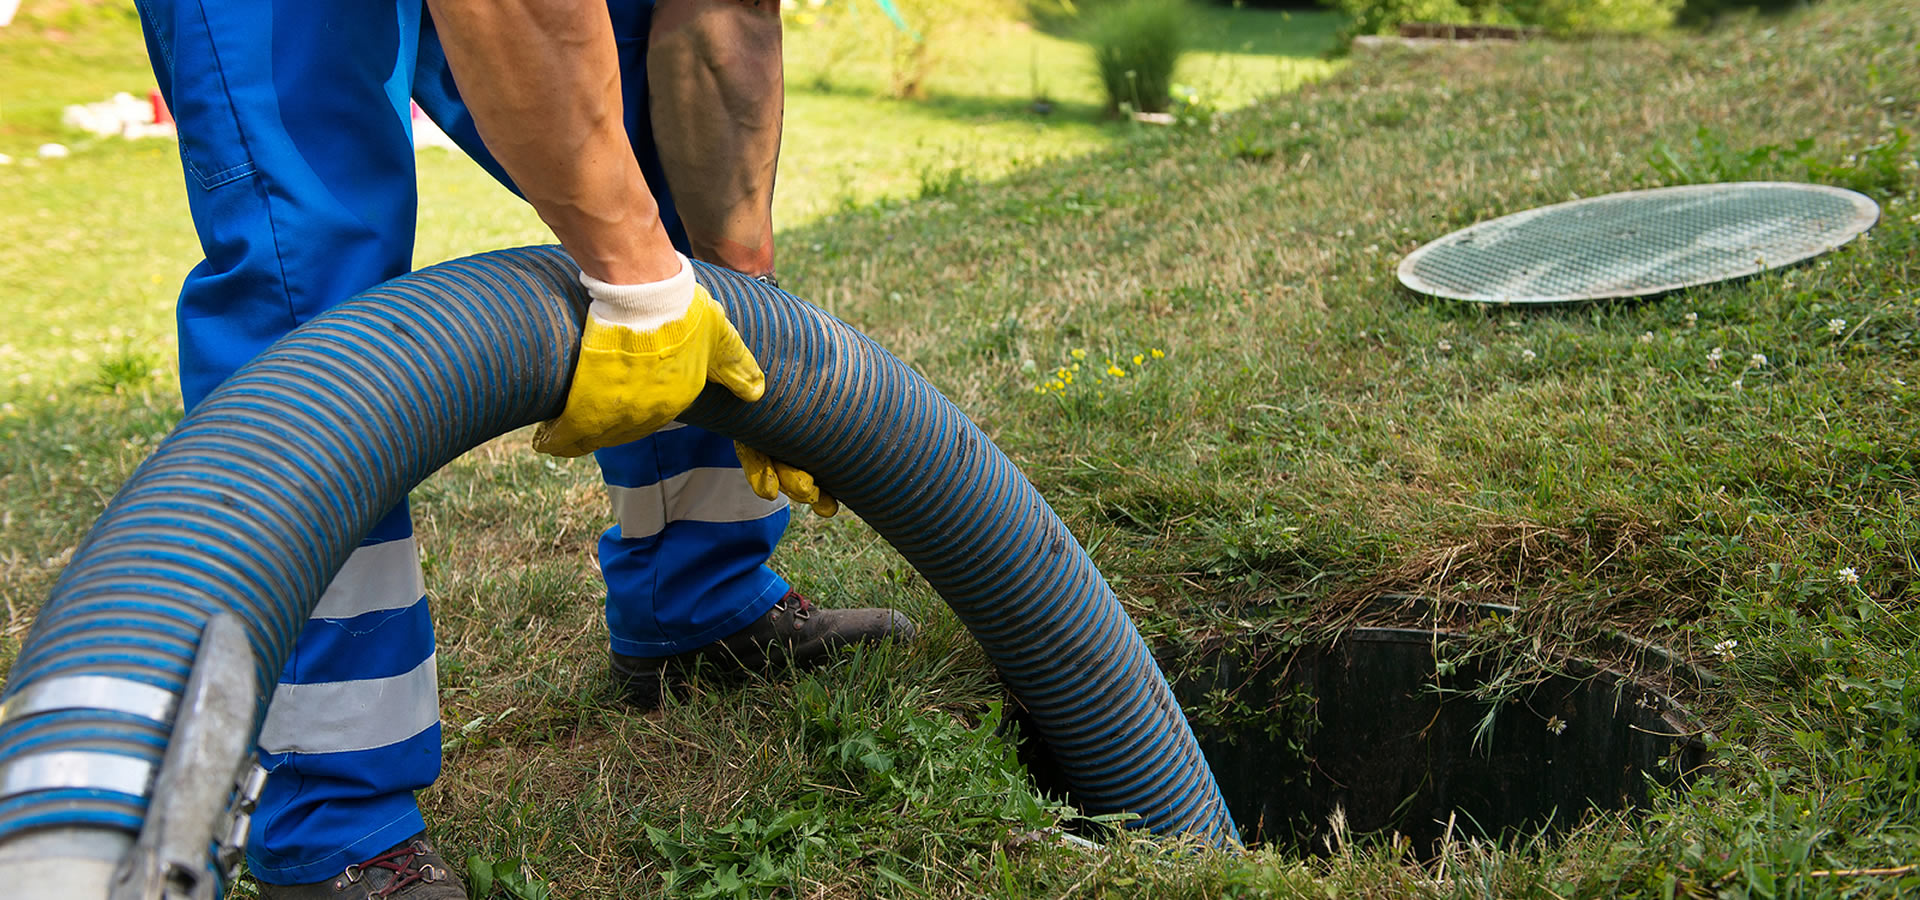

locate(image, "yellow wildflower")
[[1151, 348, 1165, 359], [1107, 365, 1128, 378], [1071, 348, 1087, 360], [1132, 354, 1145, 366]]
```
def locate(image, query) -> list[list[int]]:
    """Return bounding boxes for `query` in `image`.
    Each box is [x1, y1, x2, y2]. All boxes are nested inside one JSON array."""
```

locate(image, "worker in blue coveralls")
[[135, 0, 914, 897]]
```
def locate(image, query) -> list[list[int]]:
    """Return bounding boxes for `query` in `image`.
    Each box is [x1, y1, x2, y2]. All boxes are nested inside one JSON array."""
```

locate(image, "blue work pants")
[[134, 0, 789, 884]]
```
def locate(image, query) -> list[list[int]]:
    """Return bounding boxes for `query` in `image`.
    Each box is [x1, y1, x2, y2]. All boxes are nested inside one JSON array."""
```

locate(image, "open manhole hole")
[[1013, 628, 1710, 855]]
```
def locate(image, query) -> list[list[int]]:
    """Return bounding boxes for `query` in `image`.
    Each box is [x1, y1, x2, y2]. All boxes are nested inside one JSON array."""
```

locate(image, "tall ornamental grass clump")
[[1082, 0, 1190, 115]]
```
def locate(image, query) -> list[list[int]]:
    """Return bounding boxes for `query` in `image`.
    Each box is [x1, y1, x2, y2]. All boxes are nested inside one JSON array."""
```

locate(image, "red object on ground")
[[150, 89, 173, 126]]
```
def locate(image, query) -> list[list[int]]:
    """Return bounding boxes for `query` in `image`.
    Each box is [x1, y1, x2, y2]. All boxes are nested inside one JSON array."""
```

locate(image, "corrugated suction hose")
[[0, 246, 1237, 875]]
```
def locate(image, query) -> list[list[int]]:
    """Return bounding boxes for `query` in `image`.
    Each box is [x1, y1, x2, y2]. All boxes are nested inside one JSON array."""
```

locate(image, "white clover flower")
[[1709, 639, 1739, 658], [1521, 349, 1536, 361], [1436, 338, 1453, 352], [1685, 312, 1699, 328], [1545, 716, 1568, 735], [1827, 318, 1847, 335], [1837, 567, 1859, 585], [1707, 346, 1724, 366], [1750, 353, 1768, 367], [1639, 331, 1655, 344], [1730, 378, 1744, 390]]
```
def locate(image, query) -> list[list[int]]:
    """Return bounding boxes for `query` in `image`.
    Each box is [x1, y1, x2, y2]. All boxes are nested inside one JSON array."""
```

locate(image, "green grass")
[[6, 1, 1920, 898], [778, 4, 1341, 220], [0, 3, 1338, 405]]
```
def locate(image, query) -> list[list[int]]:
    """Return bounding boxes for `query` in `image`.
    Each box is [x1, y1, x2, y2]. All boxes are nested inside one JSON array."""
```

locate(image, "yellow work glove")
[[735, 442, 838, 517], [533, 255, 764, 458]]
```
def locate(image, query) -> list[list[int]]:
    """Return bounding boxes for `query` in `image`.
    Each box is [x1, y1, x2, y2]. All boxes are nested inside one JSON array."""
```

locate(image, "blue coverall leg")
[[136, 0, 788, 884]]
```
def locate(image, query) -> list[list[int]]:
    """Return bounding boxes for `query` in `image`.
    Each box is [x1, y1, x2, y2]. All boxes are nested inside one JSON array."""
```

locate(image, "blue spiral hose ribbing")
[[0, 246, 1236, 852]]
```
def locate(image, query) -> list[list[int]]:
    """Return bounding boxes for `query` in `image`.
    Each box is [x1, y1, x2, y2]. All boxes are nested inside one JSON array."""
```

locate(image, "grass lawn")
[[5, 0, 1920, 898], [0, 1, 1339, 405]]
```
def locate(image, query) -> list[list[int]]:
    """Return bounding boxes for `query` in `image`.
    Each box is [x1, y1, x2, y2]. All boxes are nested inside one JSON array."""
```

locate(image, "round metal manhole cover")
[[1398, 182, 1881, 304]]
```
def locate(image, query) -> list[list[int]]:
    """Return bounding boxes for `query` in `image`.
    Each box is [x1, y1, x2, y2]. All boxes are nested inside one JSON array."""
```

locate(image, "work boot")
[[612, 590, 914, 710], [255, 833, 466, 900]]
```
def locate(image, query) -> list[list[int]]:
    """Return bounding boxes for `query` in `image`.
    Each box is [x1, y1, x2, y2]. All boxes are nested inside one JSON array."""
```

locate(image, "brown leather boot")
[[611, 590, 915, 710], [255, 833, 466, 900]]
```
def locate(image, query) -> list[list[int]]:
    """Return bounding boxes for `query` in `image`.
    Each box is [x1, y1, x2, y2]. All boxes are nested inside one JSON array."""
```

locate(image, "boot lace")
[[343, 839, 445, 898], [777, 591, 813, 623]]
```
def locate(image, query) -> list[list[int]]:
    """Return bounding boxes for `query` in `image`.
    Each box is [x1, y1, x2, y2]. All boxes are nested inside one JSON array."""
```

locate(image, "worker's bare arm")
[[649, 0, 785, 277], [425, 0, 680, 284]]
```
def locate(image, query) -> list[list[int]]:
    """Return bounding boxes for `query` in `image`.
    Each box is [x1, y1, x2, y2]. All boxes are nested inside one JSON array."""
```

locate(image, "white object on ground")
[[56, 93, 455, 150], [0, 154, 12, 166], [62, 93, 176, 139], [0, 0, 18, 27], [38, 143, 70, 159]]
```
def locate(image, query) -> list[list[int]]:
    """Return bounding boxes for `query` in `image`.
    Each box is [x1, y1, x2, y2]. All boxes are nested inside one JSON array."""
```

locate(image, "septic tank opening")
[[1012, 628, 1709, 856]]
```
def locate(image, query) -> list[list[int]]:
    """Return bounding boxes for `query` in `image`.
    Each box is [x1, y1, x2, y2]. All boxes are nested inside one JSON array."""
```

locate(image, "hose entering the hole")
[[0, 246, 1237, 897]]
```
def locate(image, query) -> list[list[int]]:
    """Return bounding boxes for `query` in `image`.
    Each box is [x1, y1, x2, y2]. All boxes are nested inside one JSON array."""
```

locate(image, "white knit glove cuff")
[[578, 253, 696, 331]]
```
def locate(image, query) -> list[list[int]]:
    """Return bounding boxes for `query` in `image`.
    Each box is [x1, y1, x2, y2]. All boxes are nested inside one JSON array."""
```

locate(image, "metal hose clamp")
[[0, 677, 178, 802], [0, 752, 154, 801], [0, 675, 179, 728]]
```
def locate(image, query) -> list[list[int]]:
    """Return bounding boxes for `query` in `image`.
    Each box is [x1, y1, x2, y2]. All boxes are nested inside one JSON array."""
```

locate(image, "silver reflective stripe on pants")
[[608, 466, 787, 540], [310, 537, 426, 620], [255, 655, 439, 756]]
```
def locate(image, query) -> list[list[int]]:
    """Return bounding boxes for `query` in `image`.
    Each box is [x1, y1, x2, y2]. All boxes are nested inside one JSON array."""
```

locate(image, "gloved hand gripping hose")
[[0, 246, 1236, 898]]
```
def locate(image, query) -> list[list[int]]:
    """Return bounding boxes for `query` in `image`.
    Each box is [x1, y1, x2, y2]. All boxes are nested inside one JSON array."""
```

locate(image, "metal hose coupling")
[[0, 614, 264, 900]]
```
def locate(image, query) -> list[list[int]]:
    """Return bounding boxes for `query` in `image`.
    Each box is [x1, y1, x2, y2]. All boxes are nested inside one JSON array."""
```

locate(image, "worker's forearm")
[[649, 0, 784, 276], [425, 0, 679, 284]]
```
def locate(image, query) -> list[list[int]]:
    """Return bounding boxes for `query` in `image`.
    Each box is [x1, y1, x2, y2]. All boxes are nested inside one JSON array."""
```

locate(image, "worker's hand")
[[735, 442, 838, 517], [533, 255, 764, 457]]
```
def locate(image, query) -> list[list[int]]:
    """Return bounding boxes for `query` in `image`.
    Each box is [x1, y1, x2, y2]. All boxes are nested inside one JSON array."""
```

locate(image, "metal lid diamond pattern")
[[1398, 182, 1880, 304]]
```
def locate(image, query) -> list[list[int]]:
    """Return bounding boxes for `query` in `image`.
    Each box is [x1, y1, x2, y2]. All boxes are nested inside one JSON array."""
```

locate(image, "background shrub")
[[1677, 0, 1807, 27], [1329, 0, 1485, 36], [1083, 0, 1191, 115], [1326, 0, 1683, 35], [1507, 0, 1682, 34], [784, 0, 1023, 98]]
